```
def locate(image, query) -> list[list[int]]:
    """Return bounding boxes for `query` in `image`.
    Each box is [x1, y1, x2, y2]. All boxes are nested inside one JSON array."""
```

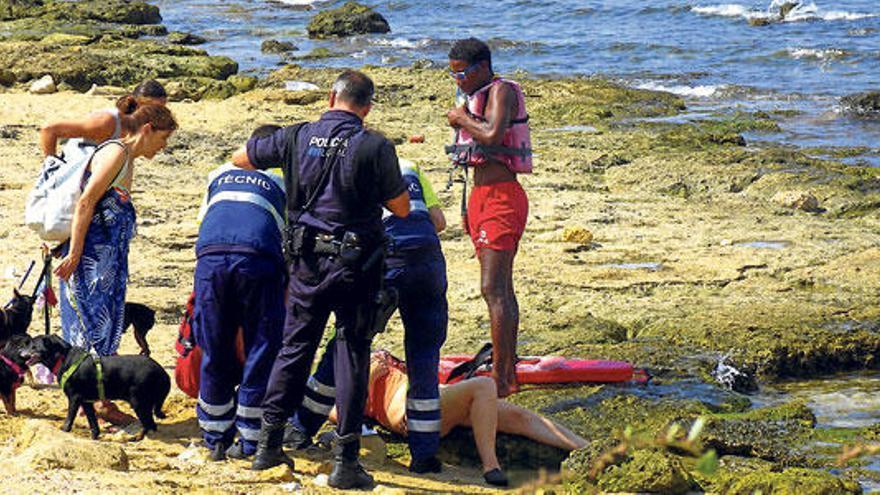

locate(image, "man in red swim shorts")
[[446, 38, 532, 398]]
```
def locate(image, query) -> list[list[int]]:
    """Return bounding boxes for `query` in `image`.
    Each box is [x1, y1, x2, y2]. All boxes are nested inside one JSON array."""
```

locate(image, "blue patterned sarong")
[[60, 187, 136, 356]]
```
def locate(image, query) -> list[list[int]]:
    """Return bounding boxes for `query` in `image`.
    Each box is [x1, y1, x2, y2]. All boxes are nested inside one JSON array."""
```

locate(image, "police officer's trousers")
[[262, 253, 381, 458], [193, 253, 285, 454], [295, 252, 447, 461]]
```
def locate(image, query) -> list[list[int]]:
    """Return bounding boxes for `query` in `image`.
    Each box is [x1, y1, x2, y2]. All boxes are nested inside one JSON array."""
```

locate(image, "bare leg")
[[496, 401, 587, 451], [439, 377, 502, 473], [479, 249, 518, 398]]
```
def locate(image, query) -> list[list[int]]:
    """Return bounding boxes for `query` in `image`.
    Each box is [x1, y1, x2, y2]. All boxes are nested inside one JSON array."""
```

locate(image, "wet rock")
[[307, 1, 390, 39], [15, 420, 129, 471], [717, 467, 860, 494], [261, 39, 297, 54], [702, 402, 815, 463], [596, 449, 694, 494], [0, 68, 14, 86], [438, 427, 569, 470], [748, 17, 773, 27], [841, 91, 880, 118], [28, 74, 55, 94], [772, 190, 820, 212], [778, 2, 800, 19], [289, 47, 338, 60], [712, 355, 759, 394], [119, 23, 167, 39], [167, 32, 206, 46]]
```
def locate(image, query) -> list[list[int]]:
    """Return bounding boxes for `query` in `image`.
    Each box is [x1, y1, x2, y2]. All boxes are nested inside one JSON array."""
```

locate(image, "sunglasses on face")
[[449, 62, 481, 80]]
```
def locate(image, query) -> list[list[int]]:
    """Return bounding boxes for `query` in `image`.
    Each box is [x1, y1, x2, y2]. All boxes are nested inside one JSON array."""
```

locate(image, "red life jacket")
[[447, 78, 533, 174]]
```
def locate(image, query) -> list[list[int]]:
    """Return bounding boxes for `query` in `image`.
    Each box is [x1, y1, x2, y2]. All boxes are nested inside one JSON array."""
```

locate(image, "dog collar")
[[0, 353, 25, 386]]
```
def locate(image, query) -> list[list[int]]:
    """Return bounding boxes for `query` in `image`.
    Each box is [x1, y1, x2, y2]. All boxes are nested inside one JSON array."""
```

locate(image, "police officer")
[[231, 70, 409, 489], [287, 158, 449, 474], [192, 124, 287, 461]]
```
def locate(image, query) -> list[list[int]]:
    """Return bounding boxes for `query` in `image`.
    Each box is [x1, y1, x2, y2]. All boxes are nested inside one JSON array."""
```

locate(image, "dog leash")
[[59, 353, 106, 401]]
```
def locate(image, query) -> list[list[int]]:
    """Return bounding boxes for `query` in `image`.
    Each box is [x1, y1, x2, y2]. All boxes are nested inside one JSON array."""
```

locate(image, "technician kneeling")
[[231, 69, 409, 489]]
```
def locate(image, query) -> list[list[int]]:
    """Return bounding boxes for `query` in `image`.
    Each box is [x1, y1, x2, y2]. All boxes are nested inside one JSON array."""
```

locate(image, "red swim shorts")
[[467, 181, 528, 252]]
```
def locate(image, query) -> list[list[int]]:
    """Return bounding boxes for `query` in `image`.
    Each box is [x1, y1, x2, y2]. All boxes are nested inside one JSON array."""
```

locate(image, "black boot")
[[328, 432, 374, 489], [409, 455, 442, 474], [283, 423, 313, 450], [225, 440, 251, 460], [251, 421, 294, 471], [209, 441, 230, 462]]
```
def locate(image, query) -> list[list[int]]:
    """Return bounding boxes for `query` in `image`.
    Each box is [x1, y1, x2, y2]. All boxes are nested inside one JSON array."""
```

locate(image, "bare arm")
[[54, 145, 127, 280], [429, 206, 446, 232], [40, 113, 117, 157], [448, 83, 515, 146], [384, 191, 411, 218], [230, 146, 256, 170]]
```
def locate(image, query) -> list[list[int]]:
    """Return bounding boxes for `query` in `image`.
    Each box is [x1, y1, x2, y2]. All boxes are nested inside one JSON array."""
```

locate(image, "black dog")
[[25, 335, 170, 439], [123, 302, 155, 356], [0, 289, 35, 348], [0, 334, 32, 414]]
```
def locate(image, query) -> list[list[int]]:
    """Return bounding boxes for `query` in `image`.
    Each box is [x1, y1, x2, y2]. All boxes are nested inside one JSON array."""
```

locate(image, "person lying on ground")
[[39, 79, 167, 157], [291, 349, 588, 487]]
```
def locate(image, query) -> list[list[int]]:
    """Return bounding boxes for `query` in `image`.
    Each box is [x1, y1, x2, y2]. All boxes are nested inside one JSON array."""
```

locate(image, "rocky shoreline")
[[0, 1, 879, 493]]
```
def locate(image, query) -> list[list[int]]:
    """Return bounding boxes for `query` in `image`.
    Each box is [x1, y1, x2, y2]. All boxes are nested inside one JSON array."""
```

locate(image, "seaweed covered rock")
[[0, 0, 43, 21], [307, 1, 390, 38], [42, 0, 161, 25], [164, 77, 239, 101], [596, 449, 694, 494], [261, 39, 296, 53], [841, 91, 880, 118], [167, 31, 206, 45], [0, 37, 238, 91], [701, 401, 815, 463], [716, 467, 860, 494]]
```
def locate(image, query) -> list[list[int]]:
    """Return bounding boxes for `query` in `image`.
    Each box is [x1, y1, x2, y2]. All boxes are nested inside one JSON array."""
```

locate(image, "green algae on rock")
[[596, 449, 695, 494], [307, 1, 390, 38]]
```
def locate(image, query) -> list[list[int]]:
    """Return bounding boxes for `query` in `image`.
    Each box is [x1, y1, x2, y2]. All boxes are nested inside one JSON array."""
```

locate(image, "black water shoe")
[[484, 468, 508, 487], [209, 441, 230, 462], [409, 456, 442, 474]]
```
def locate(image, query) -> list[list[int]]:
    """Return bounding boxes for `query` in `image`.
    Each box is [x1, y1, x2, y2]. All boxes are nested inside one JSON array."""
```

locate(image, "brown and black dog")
[[0, 290, 35, 348], [24, 335, 170, 439], [0, 334, 32, 414]]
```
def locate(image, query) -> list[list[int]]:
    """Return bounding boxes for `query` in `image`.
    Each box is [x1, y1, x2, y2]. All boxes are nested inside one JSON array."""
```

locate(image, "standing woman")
[[53, 104, 177, 423], [39, 79, 167, 157]]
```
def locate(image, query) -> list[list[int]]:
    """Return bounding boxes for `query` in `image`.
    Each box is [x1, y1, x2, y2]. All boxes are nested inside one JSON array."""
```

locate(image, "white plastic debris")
[[285, 81, 320, 91]]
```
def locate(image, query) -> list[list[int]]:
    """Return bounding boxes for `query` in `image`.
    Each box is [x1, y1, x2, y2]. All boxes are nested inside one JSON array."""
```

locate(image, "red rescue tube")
[[439, 355, 639, 385]]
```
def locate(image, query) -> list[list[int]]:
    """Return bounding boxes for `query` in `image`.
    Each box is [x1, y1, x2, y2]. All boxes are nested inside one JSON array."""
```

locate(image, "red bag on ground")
[[175, 291, 245, 398]]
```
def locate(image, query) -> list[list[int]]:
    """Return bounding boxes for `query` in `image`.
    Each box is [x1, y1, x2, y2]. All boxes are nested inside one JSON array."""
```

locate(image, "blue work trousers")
[[192, 253, 285, 454]]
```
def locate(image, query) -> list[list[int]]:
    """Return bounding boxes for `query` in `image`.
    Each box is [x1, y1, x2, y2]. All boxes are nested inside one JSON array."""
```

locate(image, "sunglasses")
[[449, 62, 481, 80]]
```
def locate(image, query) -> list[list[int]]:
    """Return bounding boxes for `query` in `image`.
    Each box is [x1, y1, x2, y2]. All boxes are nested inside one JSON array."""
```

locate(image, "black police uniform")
[[246, 110, 406, 475]]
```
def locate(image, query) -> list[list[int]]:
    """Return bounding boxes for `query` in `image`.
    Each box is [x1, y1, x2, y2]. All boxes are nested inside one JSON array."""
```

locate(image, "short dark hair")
[[132, 79, 167, 99], [448, 37, 492, 69], [250, 124, 281, 139], [332, 70, 374, 108]]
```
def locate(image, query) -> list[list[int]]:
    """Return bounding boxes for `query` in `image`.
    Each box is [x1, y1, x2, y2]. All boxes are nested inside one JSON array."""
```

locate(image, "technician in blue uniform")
[[192, 124, 287, 461], [231, 70, 409, 489], [286, 158, 449, 474]]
